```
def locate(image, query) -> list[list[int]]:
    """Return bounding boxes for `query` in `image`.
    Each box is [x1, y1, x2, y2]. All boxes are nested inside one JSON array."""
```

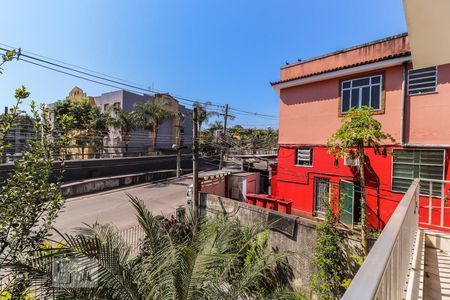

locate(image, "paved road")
[[55, 175, 193, 234]]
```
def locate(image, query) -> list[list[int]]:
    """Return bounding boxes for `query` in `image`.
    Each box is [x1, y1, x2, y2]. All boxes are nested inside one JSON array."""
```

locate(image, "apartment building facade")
[[95, 90, 193, 156], [270, 33, 450, 230]]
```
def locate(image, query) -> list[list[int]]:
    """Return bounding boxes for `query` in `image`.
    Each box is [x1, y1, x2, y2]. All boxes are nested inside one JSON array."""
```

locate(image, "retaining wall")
[[199, 193, 361, 297]]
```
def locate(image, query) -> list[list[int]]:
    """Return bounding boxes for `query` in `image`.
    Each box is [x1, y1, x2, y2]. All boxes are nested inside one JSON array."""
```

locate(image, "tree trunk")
[[358, 145, 368, 256], [124, 134, 129, 154], [152, 125, 159, 152]]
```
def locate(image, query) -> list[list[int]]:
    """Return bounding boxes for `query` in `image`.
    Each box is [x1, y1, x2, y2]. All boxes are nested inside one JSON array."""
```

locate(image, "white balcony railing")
[[419, 178, 450, 231], [342, 179, 420, 300]]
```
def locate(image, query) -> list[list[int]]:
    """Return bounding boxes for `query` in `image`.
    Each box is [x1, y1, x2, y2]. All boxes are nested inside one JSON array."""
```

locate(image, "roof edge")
[[271, 52, 411, 87], [280, 32, 408, 70]]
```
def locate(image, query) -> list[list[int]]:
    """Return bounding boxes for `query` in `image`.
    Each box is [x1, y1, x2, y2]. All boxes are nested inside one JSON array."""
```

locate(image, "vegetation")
[[110, 107, 140, 153], [0, 50, 71, 297], [311, 200, 346, 299], [327, 106, 394, 255], [134, 101, 176, 151], [193, 101, 220, 130], [20, 196, 303, 300], [229, 125, 278, 154], [52, 98, 112, 158]]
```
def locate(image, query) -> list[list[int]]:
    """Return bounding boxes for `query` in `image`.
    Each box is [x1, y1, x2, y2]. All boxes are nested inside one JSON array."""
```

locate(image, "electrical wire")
[[1, 45, 278, 120]]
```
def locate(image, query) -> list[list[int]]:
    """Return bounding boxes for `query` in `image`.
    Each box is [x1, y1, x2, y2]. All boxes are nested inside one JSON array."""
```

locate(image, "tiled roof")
[[270, 51, 411, 86]]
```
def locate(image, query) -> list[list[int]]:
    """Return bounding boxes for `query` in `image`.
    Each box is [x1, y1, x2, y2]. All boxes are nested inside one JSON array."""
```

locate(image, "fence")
[[419, 178, 450, 231], [342, 179, 419, 300], [118, 223, 146, 256]]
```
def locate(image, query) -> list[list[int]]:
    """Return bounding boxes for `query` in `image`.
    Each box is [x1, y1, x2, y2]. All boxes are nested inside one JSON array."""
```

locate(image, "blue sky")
[[0, 0, 406, 128]]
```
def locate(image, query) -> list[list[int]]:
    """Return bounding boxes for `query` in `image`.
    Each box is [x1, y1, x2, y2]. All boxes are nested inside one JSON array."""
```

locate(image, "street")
[[55, 175, 193, 233]]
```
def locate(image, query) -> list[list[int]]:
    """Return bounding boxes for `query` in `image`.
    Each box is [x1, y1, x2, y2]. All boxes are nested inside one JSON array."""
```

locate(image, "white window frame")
[[340, 74, 383, 114], [295, 148, 313, 167]]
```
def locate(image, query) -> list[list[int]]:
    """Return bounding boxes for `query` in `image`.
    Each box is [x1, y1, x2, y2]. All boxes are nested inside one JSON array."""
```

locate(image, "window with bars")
[[340, 74, 383, 114], [295, 148, 313, 166], [392, 149, 445, 196], [408, 66, 437, 96], [314, 177, 330, 215]]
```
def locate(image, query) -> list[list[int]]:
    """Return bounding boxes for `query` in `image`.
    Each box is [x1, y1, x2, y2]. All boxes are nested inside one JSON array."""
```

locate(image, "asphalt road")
[[54, 175, 193, 234]]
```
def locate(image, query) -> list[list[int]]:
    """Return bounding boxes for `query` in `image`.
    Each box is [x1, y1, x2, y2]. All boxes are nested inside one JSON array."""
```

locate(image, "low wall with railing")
[[342, 179, 420, 300]]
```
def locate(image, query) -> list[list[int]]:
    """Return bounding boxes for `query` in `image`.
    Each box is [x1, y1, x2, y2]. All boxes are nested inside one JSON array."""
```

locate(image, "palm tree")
[[25, 196, 303, 300], [110, 108, 139, 154], [134, 101, 175, 151], [193, 101, 220, 130]]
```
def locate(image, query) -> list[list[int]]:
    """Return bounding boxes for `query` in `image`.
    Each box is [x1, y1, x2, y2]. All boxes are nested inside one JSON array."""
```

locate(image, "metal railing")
[[342, 179, 420, 300], [419, 178, 450, 231], [119, 223, 145, 255]]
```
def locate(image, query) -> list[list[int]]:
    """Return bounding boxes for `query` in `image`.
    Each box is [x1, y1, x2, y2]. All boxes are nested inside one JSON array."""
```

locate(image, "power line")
[[0, 45, 222, 108], [1, 45, 277, 119], [20, 58, 144, 95]]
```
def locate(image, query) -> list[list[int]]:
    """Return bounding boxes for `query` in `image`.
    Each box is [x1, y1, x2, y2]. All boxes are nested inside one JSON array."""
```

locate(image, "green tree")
[[28, 196, 304, 300], [110, 108, 139, 154], [228, 126, 278, 155], [193, 101, 220, 130], [327, 106, 394, 255], [0, 48, 71, 298], [199, 121, 223, 156], [134, 101, 175, 151], [88, 106, 112, 157], [0, 102, 71, 296], [52, 98, 111, 158]]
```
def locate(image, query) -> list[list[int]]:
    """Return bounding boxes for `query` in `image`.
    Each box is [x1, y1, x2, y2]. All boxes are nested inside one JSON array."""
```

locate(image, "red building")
[[270, 33, 450, 231]]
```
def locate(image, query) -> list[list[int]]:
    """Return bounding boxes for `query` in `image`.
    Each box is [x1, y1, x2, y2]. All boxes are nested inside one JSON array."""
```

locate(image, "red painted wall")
[[271, 146, 450, 230]]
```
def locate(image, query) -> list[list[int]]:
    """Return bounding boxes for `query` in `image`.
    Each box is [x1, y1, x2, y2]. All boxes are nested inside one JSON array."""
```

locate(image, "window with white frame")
[[295, 148, 313, 166], [392, 149, 444, 196], [341, 74, 382, 114]]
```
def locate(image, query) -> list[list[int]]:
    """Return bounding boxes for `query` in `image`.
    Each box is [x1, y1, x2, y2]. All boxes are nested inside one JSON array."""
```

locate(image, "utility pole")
[[175, 112, 184, 178], [192, 107, 199, 214], [219, 104, 229, 170]]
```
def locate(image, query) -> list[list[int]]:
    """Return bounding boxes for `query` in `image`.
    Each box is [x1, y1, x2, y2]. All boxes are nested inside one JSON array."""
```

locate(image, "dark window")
[[341, 74, 382, 113], [392, 149, 444, 196], [295, 148, 313, 166], [408, 66, 437, 96]]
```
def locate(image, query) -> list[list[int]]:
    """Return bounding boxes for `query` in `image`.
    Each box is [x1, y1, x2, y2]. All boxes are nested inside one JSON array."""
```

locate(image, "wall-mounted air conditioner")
[[344, 156, 359, 167]]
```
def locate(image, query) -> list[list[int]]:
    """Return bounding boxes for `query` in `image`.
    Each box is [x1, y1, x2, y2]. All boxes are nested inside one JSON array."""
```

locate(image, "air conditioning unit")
[[344, 156, 359, 167]]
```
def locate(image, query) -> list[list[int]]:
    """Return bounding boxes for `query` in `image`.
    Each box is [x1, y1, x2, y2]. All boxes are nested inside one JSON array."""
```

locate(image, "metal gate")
[[314, 177, 330, 215]]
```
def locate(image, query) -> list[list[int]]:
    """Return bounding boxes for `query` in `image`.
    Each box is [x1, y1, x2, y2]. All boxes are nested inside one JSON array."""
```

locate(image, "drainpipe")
[[400, 61, 408, 145]]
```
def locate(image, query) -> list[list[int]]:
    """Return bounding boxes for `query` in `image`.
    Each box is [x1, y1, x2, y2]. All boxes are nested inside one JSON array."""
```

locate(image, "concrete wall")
[[0, 155, 209, 184], [199, 193, 361, 296], [61, 170, 176, 197]]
